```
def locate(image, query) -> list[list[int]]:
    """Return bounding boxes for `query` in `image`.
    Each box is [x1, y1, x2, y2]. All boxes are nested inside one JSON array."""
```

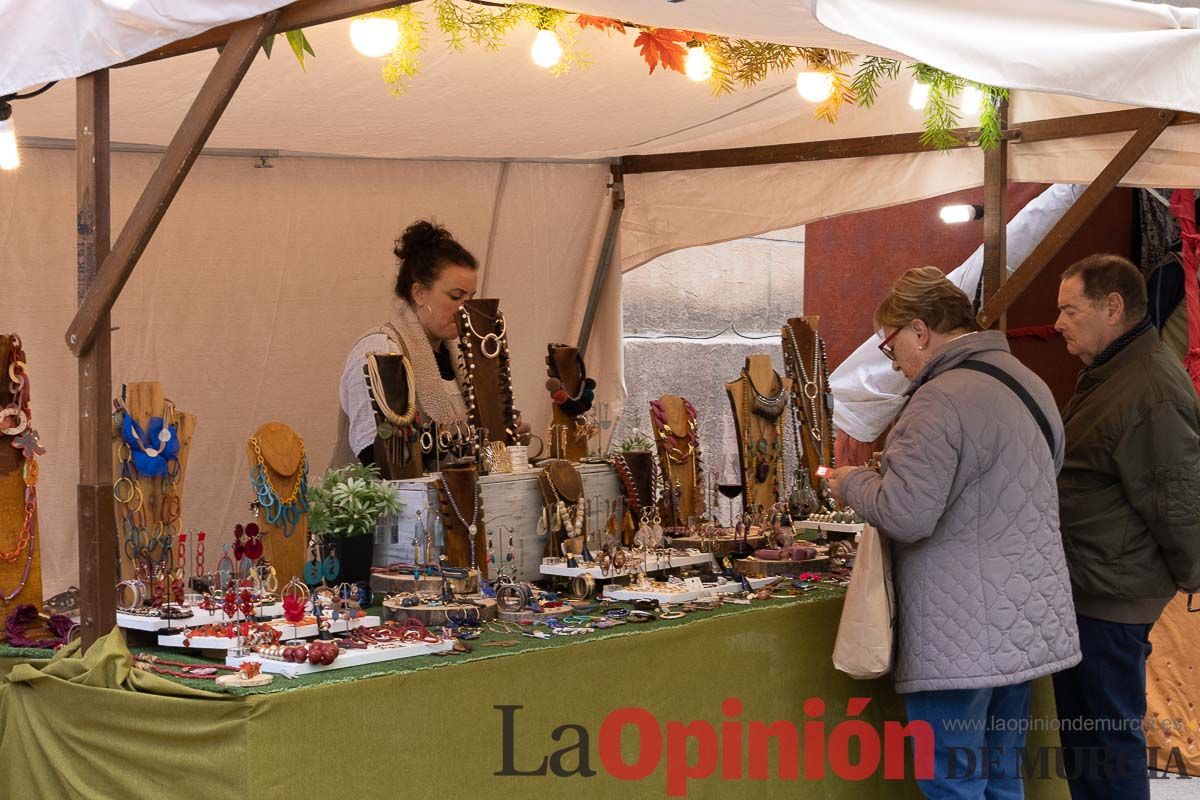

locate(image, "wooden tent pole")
[[981, 97, 1009, 329], [977, 109, 1176, 329], [65, 11, 281, 357], [76, 70, 117, 646]]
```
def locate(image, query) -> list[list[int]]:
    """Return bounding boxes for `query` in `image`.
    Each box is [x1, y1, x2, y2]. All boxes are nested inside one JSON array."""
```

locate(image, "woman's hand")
[[825, 466, 860, 505]]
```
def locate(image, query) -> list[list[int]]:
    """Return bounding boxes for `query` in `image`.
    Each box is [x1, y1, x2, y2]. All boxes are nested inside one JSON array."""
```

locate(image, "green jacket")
[[1059, 325, 1200, 624]]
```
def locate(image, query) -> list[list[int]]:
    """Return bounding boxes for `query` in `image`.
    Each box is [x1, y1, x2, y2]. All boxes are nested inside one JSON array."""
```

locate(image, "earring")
[[424, 304, 433, 315]]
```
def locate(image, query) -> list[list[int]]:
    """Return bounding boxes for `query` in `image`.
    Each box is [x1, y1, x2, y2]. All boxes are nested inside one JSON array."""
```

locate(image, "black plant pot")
[[331, 535, 375, 586]]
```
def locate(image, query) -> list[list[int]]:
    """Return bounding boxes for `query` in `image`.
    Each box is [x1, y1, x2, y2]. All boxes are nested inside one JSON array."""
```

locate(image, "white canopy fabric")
[[5, 0, 1200, 593]]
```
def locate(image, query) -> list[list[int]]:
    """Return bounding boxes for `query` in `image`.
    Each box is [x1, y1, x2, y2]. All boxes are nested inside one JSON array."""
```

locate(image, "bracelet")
[[116, 579, 145, 612], [658, 610, 685, 620], [604, 607, 629, 618], [628, 610, 655, 623], [569, 573, 595, 600]]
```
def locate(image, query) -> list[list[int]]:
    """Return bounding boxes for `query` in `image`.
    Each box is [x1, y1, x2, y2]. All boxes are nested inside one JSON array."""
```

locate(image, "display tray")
[[733, 556, 831, 577], [226, 637, 454, 676], [603, 576, 779, 605], [117, 603, 285, 632], [665, 535, 768, 556], [794, 519, 864, 534], [539, 552, 712, 579], [157, 615, 381, 649]]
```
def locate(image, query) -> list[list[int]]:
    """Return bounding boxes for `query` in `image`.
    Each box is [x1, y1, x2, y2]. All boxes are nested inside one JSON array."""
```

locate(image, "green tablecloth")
[[0, 593, 1067, 800]]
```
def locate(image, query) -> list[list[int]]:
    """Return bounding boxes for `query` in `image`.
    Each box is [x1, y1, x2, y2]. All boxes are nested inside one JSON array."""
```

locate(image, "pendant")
[[377, 421, 395, 440], [755, 461, 770, 483], [468, 524, 477, 537], [757, 437, 768, 455]]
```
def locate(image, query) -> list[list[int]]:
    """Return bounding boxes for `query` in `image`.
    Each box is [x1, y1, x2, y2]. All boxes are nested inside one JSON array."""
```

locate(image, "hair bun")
[[397, 220, 450, 261]]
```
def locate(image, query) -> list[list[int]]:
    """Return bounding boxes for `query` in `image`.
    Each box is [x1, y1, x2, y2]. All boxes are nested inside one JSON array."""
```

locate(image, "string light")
[[795, 71, 834, 103], [961, 85, 983, 115], [909, 80, 931, 111], [349, 17, 401, 58], [0, 103, 17, 171], [684, 43, 712, 82], [939, 204, 983, 224], [531, 28, 563, 69]]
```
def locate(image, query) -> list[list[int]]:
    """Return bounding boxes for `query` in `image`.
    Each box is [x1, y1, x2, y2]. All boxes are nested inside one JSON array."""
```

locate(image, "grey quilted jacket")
[[842, 331, 1081, 694]]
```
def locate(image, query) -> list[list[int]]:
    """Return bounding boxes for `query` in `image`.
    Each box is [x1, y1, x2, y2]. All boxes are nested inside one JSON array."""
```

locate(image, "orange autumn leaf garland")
[[634, 28, 696, 74], [576, 14, 625, 35]]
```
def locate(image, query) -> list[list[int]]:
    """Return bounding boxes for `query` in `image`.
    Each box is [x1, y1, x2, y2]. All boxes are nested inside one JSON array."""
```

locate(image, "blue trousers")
[[1052, 614, 1155, 800], [905, 682, 1032, 800]]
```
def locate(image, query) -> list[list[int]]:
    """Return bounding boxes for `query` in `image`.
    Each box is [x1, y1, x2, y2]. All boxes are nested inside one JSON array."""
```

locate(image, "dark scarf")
[[1089, 316, 1154, 370]]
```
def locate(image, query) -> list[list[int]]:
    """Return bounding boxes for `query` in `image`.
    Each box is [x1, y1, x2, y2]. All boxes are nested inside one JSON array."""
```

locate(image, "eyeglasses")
[[877, 326, 904, 361]]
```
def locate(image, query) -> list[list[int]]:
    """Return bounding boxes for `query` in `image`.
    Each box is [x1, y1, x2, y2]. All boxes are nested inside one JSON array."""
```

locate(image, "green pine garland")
[[288, 2, 1009, 151]]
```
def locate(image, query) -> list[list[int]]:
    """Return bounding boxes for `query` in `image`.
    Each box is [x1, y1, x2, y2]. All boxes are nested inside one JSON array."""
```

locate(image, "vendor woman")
[[335, 220, 528, 469]]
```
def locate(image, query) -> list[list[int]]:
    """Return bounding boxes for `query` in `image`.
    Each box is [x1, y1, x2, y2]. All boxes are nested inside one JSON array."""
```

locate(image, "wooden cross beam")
[[65, 11, 281, 357], [620, 108, 1197, 175], [976, 109, 1177, 329], [121, 0, 416, 67]]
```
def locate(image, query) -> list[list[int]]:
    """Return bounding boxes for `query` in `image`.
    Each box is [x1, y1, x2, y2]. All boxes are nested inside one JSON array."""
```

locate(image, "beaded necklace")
[[441, 474, 480, 569], [546, 346, 596, 417]]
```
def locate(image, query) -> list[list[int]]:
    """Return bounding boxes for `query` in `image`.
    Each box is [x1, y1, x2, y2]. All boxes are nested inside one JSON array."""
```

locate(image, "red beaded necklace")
[[649, 399, 698, 464]]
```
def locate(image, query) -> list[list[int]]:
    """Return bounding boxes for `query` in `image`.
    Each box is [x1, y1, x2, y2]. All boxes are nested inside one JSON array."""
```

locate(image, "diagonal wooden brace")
[[65, 10, 280, 357], [976, 109, 1176, 330]]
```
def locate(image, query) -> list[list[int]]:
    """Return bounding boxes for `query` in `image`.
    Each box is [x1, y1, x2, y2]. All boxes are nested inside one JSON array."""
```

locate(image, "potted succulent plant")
[[306, 464, 402, 584]]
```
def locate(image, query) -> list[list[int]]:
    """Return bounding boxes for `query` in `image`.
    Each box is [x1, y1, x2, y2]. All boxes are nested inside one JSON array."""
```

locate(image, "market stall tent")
[[4, 0, 1200, 620]]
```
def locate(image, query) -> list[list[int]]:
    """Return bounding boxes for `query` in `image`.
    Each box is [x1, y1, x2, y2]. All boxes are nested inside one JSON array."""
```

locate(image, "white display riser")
[[117, 603, 284, 632], [603, 576, 779, 605], [540, 552, 713, 579], [226, 638, 454, 676], [373, 462, 623, 583], [156, 615, 381, 649], [795, 520, 865, 535]]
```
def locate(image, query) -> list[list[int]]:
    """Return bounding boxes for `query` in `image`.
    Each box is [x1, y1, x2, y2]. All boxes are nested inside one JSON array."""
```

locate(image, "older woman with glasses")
[[826, 266, 1079, 800]]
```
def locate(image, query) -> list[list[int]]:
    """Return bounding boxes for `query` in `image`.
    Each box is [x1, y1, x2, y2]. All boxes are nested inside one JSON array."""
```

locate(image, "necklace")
[[611, 455, 645, 514], [546, 346, 596, 417], [459, 307, 507, 360], [649, 398, 698, 464], [0, 336, 39, 601], [743, 369, 787, 419], [441, 475, 480, 568], [133, 653, 237, 680], [365, 352, 417, 428], [249, 434, 309, 536]]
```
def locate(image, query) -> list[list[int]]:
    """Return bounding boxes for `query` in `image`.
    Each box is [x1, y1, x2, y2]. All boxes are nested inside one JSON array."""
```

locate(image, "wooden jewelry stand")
[[782, 317, 835, 474], [0, 335, 43, 610], [725, 355, 791, 512], [649, 395, 705, 527], [612, 451, 655, 546], [537, 459, 586, 557], [457, 299, 518, 446], [546, 345, 590, 462], [246, 422, 309, 586], [436, 464, 488, 578], [365, 352, 422, 480], [112, 382, 196, 582]]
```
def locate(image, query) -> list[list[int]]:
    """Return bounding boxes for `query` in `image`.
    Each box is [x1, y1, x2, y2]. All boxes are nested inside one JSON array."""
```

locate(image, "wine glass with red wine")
[[717, 454, 743, 529]]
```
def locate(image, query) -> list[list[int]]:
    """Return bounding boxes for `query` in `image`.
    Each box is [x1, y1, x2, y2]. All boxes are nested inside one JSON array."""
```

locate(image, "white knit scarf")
[[380, 301, 468, 425]]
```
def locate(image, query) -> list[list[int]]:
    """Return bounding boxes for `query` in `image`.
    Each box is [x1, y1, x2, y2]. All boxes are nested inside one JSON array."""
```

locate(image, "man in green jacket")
[[1054, 253, 1200, 800]]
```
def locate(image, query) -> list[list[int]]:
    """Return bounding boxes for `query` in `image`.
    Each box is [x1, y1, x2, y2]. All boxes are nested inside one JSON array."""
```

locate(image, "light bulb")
[[530, 29, 563, 69], [0, 116, 17, 172], [684, 44, 712, 82], [909, 81, 931, 111], [795, 71, 834, 103], [939, 204, 982, 224], [349, 17, 401, 58], [961, 85, 982, 115]]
